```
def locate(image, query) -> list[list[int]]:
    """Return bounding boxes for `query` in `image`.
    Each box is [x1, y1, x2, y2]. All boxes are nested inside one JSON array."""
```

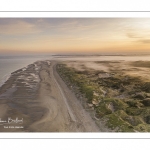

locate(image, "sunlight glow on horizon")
[[0, 18, 150, 54]]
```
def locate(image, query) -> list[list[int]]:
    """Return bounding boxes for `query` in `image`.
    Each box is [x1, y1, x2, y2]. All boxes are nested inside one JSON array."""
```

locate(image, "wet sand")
[[0, 60, 100, 132]]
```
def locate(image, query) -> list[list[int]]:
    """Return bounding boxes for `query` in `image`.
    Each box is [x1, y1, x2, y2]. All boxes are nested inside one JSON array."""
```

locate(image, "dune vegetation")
[[57, 61, 150, 132]]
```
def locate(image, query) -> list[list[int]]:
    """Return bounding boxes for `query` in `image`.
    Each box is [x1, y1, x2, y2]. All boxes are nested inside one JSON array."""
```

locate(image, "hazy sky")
[[0, 18, 150, 54]]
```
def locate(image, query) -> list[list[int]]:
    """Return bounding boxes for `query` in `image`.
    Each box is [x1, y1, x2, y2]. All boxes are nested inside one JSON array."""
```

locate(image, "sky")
[[0, 18, 150, 54]]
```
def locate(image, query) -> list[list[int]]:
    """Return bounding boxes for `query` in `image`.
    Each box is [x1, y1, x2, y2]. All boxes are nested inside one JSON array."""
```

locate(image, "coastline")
[[0, 73, 11, 88], [0, 60, 100, 132], [0, 61, 41, 131]]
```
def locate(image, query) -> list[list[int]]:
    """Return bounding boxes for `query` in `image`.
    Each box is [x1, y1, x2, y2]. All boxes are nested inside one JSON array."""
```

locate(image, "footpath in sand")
[[0, 60, 100, 132]]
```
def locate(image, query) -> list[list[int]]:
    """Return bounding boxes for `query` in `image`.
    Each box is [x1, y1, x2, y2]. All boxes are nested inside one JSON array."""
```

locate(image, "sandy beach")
[[0, 60, 100, 132]]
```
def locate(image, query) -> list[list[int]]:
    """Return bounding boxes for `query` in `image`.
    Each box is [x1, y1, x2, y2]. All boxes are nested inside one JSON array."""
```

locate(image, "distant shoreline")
[[53, 54, 150, 57]]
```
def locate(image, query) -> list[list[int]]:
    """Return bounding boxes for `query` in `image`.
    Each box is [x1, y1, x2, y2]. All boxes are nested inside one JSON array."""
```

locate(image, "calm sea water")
[[0, 55, 52, 87]]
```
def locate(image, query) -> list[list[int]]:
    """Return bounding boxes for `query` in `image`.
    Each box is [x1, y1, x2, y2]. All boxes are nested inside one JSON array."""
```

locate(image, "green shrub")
[[103, 113, 134, 132], [126, 107, 143, 116], [103, 98, 128, 111]]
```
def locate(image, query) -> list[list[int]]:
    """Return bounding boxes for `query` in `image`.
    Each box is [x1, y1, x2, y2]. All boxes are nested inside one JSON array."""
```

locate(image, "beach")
[[0, 60, 100, 132]]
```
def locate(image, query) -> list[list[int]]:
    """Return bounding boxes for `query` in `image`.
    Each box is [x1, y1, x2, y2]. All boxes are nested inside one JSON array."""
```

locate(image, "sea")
[[0, 55, 53, 87]]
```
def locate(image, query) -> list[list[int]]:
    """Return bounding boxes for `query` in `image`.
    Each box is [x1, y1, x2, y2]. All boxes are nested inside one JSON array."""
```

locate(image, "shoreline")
[[0, 61, 42, 131], [0, 60, 100, 132], [0, 62, 36, 88], [0, 73, 11, 88]]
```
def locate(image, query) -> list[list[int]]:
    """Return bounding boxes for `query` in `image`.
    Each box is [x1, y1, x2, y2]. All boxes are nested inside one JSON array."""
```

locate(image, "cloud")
[[0, 20, 41, 35], [126, 32, 150, 45], [43, 19, 102, 33], [126, 33, 143, 39], [137, 39, 150, 44]]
